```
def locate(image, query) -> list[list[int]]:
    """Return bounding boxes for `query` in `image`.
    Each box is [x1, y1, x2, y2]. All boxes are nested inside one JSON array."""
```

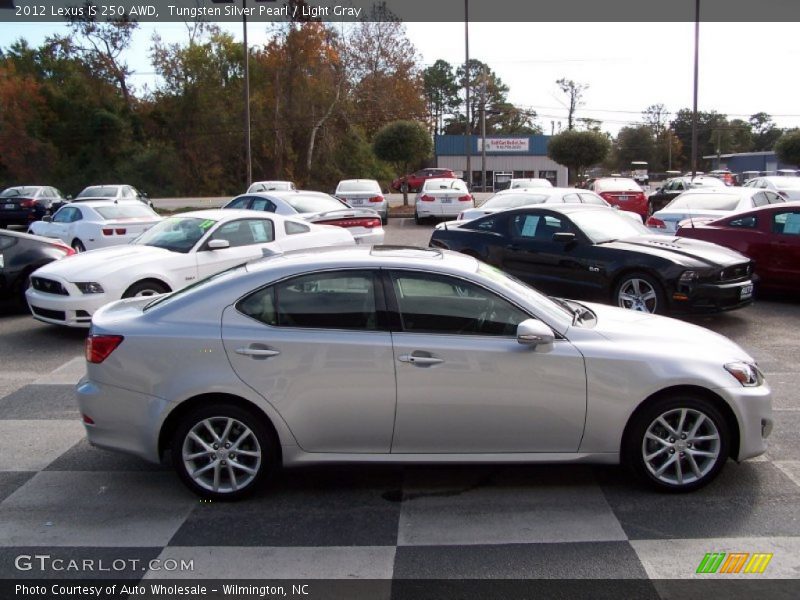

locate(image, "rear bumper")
[[417, 203, 474, 218], [76, 378, 167, 463]]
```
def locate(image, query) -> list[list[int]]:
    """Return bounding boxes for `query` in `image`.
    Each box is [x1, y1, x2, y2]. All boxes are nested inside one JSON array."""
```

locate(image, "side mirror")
[[516, 319, 555, 347], [552, 232, 576, 243], [207, 239, 230, 250], [42, 215, 53, 223], [656, 187, 663, 193]]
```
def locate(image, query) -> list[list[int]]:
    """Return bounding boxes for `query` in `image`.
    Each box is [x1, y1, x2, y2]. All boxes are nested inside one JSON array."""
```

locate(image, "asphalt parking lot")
[[1, 218, 799, 597]]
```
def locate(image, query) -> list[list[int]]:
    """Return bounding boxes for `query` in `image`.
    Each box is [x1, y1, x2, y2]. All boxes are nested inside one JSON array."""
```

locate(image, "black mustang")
[[428, 204, 754, 314]]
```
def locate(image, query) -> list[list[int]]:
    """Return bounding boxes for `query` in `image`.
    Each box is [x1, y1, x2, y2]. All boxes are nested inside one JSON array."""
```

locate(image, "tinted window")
[[773, 212, 800, 236], [0, 234, 16, 251], [1, 187, 39, 197], [727, 215, 757, 228], [226, 197, 251, 209], [510, 213, 566, 240], [94, 205, 157, 219], [53, 207, 76, 223], [285, 221, 310, 235], [77, 186, 119, 198], [337, 181, 380, 193], [390, 271, 528, 336], [238, 271, 379, 330]]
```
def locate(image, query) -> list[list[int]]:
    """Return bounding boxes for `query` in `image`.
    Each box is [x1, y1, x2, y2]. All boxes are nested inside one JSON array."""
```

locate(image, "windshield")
[[1, 187, 40, 198], [132, 216, 214, 253], [77, 186, 120, 198], [510, 179, 551, 189], [337, 181, 380, 193], [248, 182, 292, 192], [484, 193, 549, 209], [283, 193, 346, 213], [145, 263, 247, 311], [94, 205, 158, 220], [668, 193, 741, 211], [570, 209, 650, 243], [477, 262, 572, 324], [774, 177, 800, 189]]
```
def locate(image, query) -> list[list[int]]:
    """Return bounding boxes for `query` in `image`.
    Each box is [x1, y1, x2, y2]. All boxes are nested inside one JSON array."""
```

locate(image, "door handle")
[[398, 354, 444, 366], [235, 347, 280, 359]]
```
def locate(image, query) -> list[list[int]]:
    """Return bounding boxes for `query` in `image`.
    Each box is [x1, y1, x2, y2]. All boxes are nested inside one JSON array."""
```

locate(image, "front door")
[[386, 270, 586, 454]]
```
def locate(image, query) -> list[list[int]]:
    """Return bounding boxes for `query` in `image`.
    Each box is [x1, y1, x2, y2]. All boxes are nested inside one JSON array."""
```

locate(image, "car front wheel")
[[172, 403, 278, 500], [122, 280, 170, 298], [613, 272, 664, 314], [625, 396, 730, 492]]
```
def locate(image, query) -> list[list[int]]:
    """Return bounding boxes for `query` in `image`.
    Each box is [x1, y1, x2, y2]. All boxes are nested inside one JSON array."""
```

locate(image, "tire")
[[122, 280, 170, 298], [414, 211, 424, 225], [624, 395, 730, 492], [171, 403, 278, 500], [71, 239, 86, 253], [612, 272, 665, 314], [17, 272, 33, 311], [381, 215, 388, 226]]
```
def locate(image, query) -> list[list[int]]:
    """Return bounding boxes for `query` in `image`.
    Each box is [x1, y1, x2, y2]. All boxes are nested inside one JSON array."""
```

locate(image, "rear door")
[[222, 269, 397, 453]]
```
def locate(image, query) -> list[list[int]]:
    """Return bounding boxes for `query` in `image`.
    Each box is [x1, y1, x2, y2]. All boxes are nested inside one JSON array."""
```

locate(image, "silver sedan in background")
[[78, 246, 772, 500]]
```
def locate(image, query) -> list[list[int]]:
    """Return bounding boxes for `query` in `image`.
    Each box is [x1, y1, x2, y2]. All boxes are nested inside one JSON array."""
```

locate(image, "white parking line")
[[34, 356, 85, 385]]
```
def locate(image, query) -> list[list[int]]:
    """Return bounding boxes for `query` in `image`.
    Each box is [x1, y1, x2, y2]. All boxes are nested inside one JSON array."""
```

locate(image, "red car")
[[391, 168, 457, 193], [677, 201, 800, 293], [590, 177, 648, 221]]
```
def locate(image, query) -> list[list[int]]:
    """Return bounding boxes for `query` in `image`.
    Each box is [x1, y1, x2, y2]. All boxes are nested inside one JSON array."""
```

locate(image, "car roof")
[[244, 245, 479, 276], [64, 199, 147, 208], [498, 203, 613, 216], [167, 208, 300, 222]]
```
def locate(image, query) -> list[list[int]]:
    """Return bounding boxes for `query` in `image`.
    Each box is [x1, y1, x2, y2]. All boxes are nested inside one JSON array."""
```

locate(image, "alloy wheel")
[[617, 278, 658, 312]]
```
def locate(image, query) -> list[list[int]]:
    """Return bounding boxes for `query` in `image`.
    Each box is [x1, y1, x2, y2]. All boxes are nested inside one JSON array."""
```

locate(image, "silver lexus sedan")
[[77, 246, 772, 500]]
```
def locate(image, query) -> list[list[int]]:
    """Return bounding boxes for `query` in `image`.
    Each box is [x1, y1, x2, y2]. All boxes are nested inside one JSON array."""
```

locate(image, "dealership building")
[[434, 135, 568, 190]]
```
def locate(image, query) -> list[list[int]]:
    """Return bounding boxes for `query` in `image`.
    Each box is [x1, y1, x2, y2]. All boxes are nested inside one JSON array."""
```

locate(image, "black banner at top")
[[1, 0, 800, 23]]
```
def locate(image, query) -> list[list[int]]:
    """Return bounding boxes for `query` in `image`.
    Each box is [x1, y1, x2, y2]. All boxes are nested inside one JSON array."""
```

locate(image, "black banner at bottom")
[[4, 579, 800, 600]]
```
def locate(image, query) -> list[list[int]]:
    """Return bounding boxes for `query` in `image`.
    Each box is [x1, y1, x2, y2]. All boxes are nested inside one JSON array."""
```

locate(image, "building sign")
[[477, 138, 530, 152]]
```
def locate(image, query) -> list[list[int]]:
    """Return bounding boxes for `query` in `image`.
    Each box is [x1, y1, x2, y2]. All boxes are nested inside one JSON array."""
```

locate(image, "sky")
[[3, 20, 800, 136]]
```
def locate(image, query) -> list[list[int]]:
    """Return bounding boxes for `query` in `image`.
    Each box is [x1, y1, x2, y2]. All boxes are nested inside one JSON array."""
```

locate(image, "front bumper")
[[76, 377, 169, 463], [26, 281, 116, 327], [716, 382, 773, 461], [670, 279, 754, 313]]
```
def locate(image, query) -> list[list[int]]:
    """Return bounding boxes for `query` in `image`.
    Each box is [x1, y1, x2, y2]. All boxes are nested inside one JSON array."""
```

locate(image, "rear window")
[[1, 187, 39, 197], [77, 186, 119, 198], [594, 179, 642, 192], [483, 193, 549, 209], [283, 193, 346, 213], [774, 177, 800, 189], [337, 181, 380, 193], [94, 205, 158, 220], [668, 193, 742, 211], [422, 179, 468, 192], [690, 177, 725, 188]]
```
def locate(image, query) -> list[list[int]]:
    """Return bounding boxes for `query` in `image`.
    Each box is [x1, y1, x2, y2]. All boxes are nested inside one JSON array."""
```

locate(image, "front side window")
[[510, 213, 566, 240], [209, 219, 274, 248], [390, 271, 529, 336], [727, 215, 757, 229], [250, 198, 277, 212], [773, 211, 800, 236], [226, 197, 251, 210], [238, 270, 379, 330], [53, 207, 76, 223]]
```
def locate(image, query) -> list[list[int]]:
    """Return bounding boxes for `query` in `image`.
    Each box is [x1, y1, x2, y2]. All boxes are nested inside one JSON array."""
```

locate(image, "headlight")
[[724, 361, 763, 387], [75, 282, 104, 294], [679, 270, 698, 284]]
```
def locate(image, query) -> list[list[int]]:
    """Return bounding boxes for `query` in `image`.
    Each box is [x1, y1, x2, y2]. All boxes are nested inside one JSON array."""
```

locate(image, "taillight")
[[458, 195, 472, 202], [419, 194, 435, 202], [115, 228, 126, 235], [368, 196, 383, 203], [319, 217, 381, 229], [598, 192, 613, 201], [646, 217, 666, 229], [102, 228, 113, 235], [85, 335, 124, 364], [52, 243, 76, 256], [20, 199, 36, 208]]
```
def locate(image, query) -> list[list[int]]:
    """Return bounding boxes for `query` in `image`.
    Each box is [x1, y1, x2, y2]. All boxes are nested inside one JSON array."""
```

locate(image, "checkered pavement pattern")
[[0, 352, 799, 595]]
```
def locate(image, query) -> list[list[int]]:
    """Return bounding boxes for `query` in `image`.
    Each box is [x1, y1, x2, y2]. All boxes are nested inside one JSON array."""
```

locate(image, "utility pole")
[[464, 0, 471, 189], [691, 0, 700, 179], [243, 0, 252, 187], [480, 68, 487, 192]]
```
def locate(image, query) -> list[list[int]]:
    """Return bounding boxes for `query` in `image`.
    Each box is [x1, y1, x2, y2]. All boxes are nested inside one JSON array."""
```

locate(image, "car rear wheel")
[[613, 272, 664, 314], [414, 211, 425, 225], [625, 396, 730, 492], [171, 403, 278, 500], [71, 239, 86, 253], [122, 280, 170, 298]]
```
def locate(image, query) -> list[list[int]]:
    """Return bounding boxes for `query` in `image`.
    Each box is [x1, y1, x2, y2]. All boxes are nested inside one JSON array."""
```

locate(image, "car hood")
[[33, 245, 175, 281], [599, 235, 748, 268], [581, 302, 753, 363]]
